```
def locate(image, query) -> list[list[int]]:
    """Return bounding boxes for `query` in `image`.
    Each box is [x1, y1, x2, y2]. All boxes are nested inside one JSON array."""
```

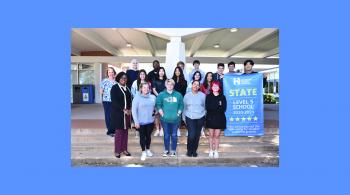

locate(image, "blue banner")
[[223, 73, 264, 136]]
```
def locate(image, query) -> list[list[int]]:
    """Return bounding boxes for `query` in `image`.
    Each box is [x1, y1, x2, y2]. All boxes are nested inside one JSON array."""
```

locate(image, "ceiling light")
[[213, 44, 220, 48], [126, 43, 132, 47], [230, 28, 238, 32]]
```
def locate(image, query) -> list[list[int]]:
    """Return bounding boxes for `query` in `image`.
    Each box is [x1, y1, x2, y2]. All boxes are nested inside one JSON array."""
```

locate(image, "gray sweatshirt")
[[183, 91, 206, 119], [132, 93, 156, 125]]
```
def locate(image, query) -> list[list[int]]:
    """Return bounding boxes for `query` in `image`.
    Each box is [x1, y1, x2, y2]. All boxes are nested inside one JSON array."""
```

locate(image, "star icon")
[[235, 117, 240, 122], [230, 117, 234, 122], [241, 117, 246, 122], [247, 117, 252, 121], [253, 116, 258, 121]]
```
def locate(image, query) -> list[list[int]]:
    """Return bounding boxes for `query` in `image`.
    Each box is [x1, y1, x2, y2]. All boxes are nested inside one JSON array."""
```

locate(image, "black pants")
[[185, 116, 205, 154], [139, 123, 154, 151]]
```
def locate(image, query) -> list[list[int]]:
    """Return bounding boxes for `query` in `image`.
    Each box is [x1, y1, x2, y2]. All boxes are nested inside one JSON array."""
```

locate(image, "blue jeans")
[[102, 101, 113, 135], [161, 121, 180, 152]]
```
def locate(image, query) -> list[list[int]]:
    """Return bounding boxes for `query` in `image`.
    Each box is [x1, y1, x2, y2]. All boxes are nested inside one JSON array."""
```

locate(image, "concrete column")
[[94, 63, 102, 103], [165, 36, 186, 78]]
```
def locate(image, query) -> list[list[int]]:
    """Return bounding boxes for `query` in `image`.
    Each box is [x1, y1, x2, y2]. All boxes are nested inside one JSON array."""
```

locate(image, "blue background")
[[0, 0, 349, 194]]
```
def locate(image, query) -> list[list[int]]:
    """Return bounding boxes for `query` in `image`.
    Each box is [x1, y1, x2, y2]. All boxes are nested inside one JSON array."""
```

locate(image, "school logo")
[[164, 97, 177, 103], [233, 78, 241, 85], [233, 77, 252, 85]]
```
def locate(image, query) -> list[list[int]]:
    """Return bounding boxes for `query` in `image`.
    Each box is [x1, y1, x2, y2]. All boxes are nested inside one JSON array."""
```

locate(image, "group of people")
[[100, 59, 266, 161]]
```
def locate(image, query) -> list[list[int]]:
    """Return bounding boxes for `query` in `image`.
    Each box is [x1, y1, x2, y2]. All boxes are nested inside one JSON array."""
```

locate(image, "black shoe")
[[115, 154, 121, 158], [186, 151, 192, 157], [192, 152, 198, 157], [123, 151, 131, 156]]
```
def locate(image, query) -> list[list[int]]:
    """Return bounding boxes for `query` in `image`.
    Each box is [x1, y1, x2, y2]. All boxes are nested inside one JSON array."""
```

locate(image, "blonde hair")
[[138, 82, 149, 91], [166, 79, 175, 86]]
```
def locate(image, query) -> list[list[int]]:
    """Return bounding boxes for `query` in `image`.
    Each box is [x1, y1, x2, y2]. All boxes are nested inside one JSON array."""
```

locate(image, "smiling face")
[[159, 69, 165, 78], [107, 68, 115, 78], [193, 63, 200, 70], [131, 59, 138, 70], [228, 64, 235, 72], [217, 66, 224, 75], [175, 68, 181, 77], [153, 61, 160, 69], [207, 73, 213, 82], [140, 83, 149, 95], [244, 62, 253, 72], [119, 75, 127, 85], [192, 81, 200, 92], [139, 71, 146, 80], [211, 83, 220, 93], [166, 80, 174, 91], [194, 72, 201, 81]]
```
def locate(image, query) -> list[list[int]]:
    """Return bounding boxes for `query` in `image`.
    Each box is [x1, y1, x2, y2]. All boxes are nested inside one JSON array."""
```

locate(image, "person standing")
[[132, 82, 156, 161], [227, 61, 236, 74], [156, 79, 184, 157], [242, 59, 268, 88], [172, 67, 187, 97], [200, 72, 213, 95], [213, 63, 225, 90], [198, 72, 214, 138], [100, 67, 117, 137], [147, 60, 160, 83], [183, 80, 206, 157], [184, 70, 202, 137], [152, 67, 167, 136], [126, 59, 139, 90], [172, 66, 187, 137], [186, 70, 202, 93], [205, 81, 227, 158], [188, 60, 205, 84], [110, 72, 132, 158], [131, 69, 150, 97], [176, 61, 190, 84]]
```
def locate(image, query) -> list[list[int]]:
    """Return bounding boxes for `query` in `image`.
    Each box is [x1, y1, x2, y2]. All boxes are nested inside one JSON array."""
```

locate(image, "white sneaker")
[[159, 129, 164, 136], [153, 129, 160, 137], [185, 131, 188, 137], [201, 130, 206, 138], [162, 151, 170, 157], [170, 152, 177, 157], [177, 129, 181, 136], [214, 150, 219, 158], [146, 150, 153, 157], [209, 150, 214, 158], [141, 151, 147, 161]]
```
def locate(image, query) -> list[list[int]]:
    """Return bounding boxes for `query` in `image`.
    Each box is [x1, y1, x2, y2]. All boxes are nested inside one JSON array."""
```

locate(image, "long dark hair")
[[203, 72, 213, 89], [172, 67, 186, 85], [137, 69, 148, 91], [156, 67, 167, 81], [192, 70, 202, 82]]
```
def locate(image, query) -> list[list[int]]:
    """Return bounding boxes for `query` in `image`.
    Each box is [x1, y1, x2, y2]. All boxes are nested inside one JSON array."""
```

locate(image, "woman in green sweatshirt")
[[156, 79, 184, 157]]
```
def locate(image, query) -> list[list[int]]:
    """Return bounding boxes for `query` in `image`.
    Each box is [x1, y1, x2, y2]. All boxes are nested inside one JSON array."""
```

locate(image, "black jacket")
[[110, 84, 132, 130], [174, 80, 187, 97]]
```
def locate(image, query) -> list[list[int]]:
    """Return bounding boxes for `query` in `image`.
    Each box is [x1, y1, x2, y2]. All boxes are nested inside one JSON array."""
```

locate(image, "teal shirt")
[[156, 90, 184, 123]]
